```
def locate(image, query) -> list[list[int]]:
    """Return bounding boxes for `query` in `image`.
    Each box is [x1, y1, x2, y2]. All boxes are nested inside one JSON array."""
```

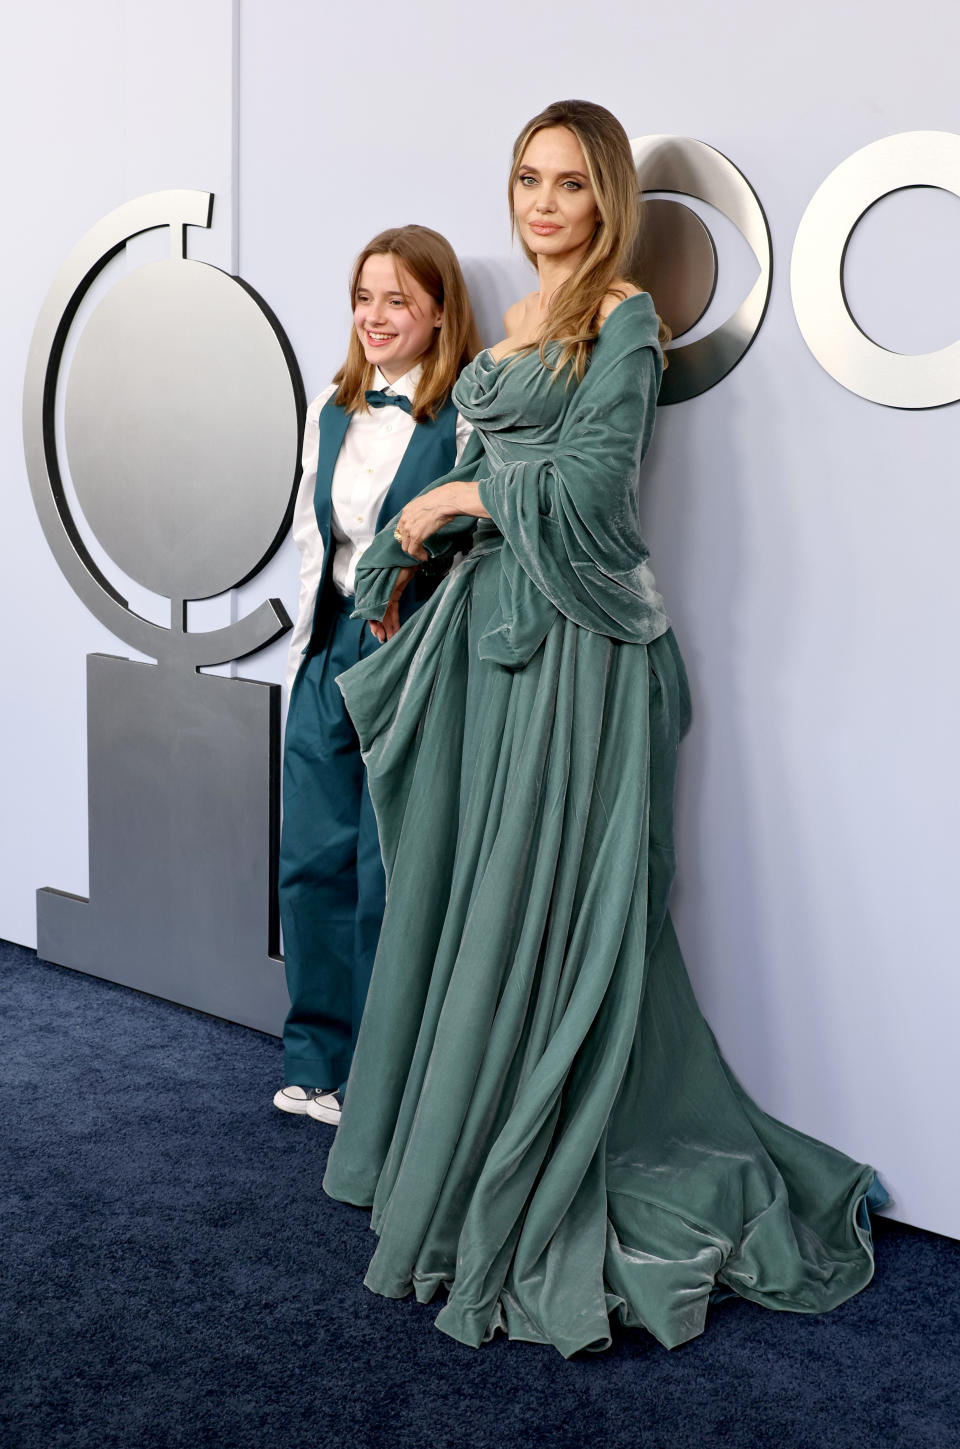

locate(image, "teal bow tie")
[[365, 389, 413, 414]]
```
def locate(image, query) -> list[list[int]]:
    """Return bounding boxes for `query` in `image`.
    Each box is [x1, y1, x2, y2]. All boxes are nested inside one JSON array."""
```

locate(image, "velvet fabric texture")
[[322, 293, 884, 1356]]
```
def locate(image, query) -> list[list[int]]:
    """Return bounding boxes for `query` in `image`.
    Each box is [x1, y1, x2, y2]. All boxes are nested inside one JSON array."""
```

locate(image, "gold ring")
[[393, 528, 403, 543]]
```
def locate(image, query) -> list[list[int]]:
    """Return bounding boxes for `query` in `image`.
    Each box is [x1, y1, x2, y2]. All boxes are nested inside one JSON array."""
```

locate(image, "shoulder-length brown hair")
[[508, 99, 671, 379], [333, 225, 480, 422]]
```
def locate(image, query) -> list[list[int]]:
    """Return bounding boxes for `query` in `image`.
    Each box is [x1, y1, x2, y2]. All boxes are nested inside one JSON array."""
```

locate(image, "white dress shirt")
[[285, 363, 473, 692]]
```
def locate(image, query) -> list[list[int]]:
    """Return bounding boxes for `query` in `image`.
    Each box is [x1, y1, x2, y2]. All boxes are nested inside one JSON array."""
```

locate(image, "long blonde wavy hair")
[[334, 225, 480, 422], [508, 99, 671, 379]]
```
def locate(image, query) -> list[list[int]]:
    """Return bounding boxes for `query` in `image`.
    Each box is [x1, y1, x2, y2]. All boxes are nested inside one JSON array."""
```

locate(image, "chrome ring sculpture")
[[791, 131, 960, 409]]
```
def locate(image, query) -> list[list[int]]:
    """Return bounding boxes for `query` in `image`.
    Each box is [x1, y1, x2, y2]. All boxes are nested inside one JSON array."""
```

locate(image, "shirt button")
[[355, 515, 363, 522], [385, 423, 394, 433]]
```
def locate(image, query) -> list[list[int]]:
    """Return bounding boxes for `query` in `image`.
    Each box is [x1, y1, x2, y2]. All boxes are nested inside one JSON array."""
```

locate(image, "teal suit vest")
[[306, 393, 460, 656]]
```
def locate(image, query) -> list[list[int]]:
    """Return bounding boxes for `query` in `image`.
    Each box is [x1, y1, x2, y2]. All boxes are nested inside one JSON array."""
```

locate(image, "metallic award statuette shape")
[[791, 131, 960, 409], [23, 191, 305, 1033], [630, 136, 773, 405]]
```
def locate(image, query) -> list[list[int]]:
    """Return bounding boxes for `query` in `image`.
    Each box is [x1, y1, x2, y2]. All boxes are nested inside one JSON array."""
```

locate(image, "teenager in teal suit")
[[322, 106, 887, 1353], [276, 227, 478, 1124]]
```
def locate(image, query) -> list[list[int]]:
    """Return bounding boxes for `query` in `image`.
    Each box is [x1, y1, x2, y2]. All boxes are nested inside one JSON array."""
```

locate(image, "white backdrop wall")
[[2, 0, 958, 1238]]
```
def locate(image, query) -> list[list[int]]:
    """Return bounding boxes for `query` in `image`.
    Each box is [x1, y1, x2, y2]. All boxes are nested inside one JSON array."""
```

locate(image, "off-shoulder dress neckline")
[[477, 290, 651, 368]]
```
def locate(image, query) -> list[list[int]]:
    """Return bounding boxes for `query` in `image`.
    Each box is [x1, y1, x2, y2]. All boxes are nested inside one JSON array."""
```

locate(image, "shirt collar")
[[372, 362, 422, 402]]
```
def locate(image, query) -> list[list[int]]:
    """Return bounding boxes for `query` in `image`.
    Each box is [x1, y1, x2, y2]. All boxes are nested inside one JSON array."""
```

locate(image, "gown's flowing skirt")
[[322, 541, 883, 1357]]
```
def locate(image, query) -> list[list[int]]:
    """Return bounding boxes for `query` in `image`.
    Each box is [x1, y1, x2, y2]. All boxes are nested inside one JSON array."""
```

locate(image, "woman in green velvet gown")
[[322, 99, 885, 1357]]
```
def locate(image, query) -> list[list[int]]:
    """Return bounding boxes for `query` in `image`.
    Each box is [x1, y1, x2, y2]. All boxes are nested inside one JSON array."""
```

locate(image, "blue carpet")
[[2, 940, 958, 1449]]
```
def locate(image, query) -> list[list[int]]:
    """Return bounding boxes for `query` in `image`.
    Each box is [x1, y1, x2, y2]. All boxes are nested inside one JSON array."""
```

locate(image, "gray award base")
[[37, 653, 288, 1036]]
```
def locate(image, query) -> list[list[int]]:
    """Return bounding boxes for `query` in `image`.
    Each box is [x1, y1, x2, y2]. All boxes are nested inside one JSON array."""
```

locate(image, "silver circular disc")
[[65, 257, 300, 600], [791, 130, 960, 409], [625, 198, 718, 340]]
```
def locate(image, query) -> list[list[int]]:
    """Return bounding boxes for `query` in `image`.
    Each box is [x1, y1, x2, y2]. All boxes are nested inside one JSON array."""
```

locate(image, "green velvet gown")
[[322, 292, 885, 1357]]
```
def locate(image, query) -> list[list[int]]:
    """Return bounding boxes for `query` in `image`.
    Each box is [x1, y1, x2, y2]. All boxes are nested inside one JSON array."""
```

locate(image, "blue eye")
[[563, 180, 582, 191], [519, 174, 537, 186]]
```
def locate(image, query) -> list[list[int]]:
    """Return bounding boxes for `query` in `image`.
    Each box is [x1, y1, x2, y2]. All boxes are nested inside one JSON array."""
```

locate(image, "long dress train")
[[321, 293, 885, 1356]]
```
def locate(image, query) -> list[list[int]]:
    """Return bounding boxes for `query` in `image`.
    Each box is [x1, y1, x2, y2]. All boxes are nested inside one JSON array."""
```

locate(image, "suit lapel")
[[313, 400, 351, 570]]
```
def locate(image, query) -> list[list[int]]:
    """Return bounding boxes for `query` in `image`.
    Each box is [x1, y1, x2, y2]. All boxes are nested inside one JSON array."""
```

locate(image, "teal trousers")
[[278, 592, 383, 1088]]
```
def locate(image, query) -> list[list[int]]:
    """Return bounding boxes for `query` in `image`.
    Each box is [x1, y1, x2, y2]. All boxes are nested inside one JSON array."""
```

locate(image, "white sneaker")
[[273, 1084, 329, 1115], [305, 1090, 341, 1125]]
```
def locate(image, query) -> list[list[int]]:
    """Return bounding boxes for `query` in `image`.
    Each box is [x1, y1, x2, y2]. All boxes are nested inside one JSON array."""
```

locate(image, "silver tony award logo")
[[23, 190, 304, 1032]]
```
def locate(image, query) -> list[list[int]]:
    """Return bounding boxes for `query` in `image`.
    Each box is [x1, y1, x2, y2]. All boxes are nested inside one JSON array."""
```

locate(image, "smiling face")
[[353, 253, 443, 385], [513, 125, 600, 268]]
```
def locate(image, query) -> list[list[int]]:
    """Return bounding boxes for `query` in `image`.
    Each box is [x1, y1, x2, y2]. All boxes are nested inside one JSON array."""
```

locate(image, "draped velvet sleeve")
[[352, 292, 670, 667], [473, 311, 669, 666]]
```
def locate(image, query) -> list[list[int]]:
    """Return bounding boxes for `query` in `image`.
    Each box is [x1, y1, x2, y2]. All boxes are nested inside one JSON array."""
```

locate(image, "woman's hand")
[[394, 484, 464, 561], [375, 482, 490, 642], [370, 566, 417, 643]]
